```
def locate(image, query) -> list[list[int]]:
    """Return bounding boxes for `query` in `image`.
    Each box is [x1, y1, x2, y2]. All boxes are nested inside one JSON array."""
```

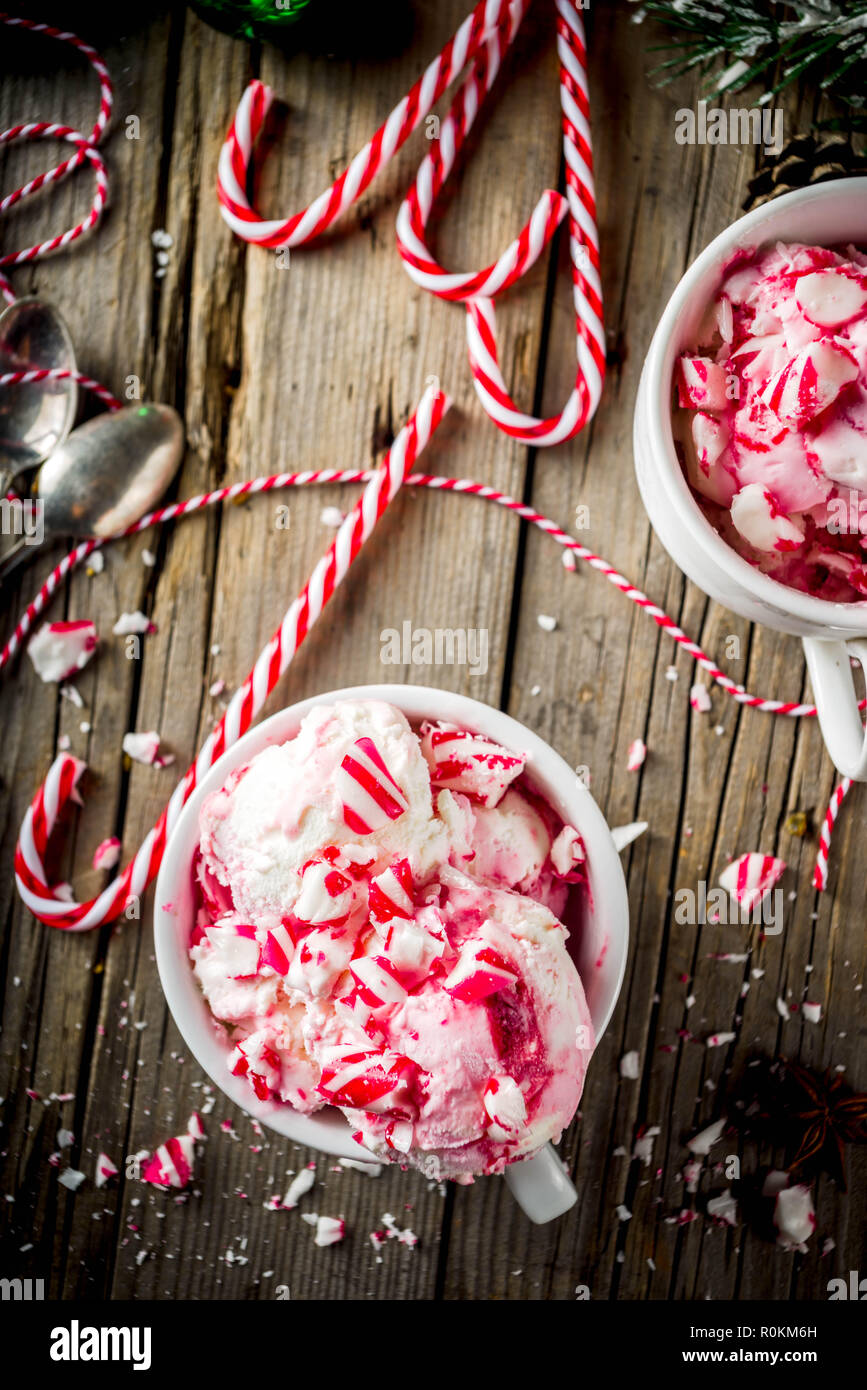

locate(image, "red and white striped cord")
[[813, 776, 851, 891], [0, 14, 112, 307], [5, 464, 854, 903], [0, 364, 121, 410], [217, 0, 604, 444], [1, 14, 853, 908], [14, 386, 449, 929]]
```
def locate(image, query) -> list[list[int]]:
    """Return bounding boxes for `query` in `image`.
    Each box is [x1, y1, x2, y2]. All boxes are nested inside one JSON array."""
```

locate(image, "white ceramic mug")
[[154, 684, 630, 1224], [634, 179, 867, 780]]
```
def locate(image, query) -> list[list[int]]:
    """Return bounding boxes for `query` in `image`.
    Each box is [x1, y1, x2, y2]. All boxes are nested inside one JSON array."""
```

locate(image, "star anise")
[[727, 1054, 867, 1190], [785, 1062, 867, 1191]]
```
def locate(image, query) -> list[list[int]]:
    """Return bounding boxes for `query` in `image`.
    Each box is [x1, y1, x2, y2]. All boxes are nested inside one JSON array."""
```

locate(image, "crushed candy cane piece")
[[60, 682, 84, 709], [112, 610, 155, 636], [28, 621, 98, 684], [338, 1158, 382, 1176], [687, 1118, 726, 1155], [633, 1126, 660, 1166], [707, 1188, 739, 1227], [337, 737, 409, 834], [482, 1074, 527, 1141], [142, 1134, 196, 1189], [58, 1168, 86, 1192], [795, 268, 867, 328], [626, 738, 646, 771], [718, 852, 786, 913], [676, 355, 728, 412], [761, 340, 858, 429], [774, 1183, 816, 1251], [92, 837, 121, 872], [550, 824, 585, 878], [313, 1215, 345, 1247], [682, 1158, 702, 1193], [186, 1112, 206, 1140], [443, 944, 517, 1003], [762, 1169, 790, 1198], [284, 1168, 316, 1209], [142, 1111, 205, 1190], [420, 722, 524, 807], [382, 1211, 418, 1247], [95, 1152, 118, 1188], [730, 484, 805, 554], [122, 731, 168, 766], [802, 1001, 822, 1024], [619, 1051, 640, 1080], [690, 682, 712, 713]]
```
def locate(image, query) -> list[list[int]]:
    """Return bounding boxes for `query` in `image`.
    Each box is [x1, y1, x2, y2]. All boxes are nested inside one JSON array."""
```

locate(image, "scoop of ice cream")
[[342, 868, 593, 1179], [190, 699, 595, 1181], [199, 700, 453, 921], [468, 788, 551, 889], [303, 868, 593, 1180], [675, 241, 867, 602]]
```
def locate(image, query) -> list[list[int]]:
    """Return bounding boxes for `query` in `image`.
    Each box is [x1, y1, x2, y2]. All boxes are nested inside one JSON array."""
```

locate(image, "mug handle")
[[503, 1142, 578, 1224], [802, 636, 867, 781]]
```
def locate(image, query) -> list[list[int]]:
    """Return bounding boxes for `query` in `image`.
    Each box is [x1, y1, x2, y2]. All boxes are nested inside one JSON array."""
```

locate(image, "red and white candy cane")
[[217, 0, 604, 444], [14, 385, 449, 929], [0, 15, 112, 305], [399, 0, 603, 442]]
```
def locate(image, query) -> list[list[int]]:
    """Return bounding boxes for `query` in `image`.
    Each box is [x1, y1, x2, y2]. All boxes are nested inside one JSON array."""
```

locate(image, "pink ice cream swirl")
[[675, 240, 867, 602], [189, 699, 595, 1182]]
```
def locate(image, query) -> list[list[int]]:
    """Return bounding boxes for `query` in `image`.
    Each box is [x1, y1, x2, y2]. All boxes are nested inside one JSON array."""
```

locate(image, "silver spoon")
[[0, 402, 184, 585], [0, 296, 78, 497]]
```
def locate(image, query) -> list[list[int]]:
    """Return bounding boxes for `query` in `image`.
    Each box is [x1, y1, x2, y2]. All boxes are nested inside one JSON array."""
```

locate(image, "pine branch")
[[632, 0, 867, 109]]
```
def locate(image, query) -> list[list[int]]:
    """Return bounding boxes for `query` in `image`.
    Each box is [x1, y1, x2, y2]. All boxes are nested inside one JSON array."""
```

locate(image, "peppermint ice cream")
[[189, 699, 594, 1181], [675, 240, 867, 601]]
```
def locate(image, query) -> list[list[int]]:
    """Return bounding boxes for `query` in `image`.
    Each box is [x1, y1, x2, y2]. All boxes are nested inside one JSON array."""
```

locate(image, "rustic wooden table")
[[0, 2, 864, 1302]]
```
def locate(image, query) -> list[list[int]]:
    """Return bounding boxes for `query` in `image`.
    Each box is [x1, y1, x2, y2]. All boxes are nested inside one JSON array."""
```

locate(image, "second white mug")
[[633, 179, 867, 781]]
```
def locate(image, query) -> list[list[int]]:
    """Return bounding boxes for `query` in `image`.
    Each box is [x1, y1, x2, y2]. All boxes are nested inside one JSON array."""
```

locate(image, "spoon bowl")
[[0, 402, 184, 586], [37, 402, 184, 538]]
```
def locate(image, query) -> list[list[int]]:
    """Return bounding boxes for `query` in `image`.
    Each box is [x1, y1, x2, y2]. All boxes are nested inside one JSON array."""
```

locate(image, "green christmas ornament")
[[193, 0, 315, 42]]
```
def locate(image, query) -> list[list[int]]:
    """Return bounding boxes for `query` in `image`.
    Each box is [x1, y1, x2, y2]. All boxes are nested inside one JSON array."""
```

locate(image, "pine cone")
[[744, 133, 867, 211]]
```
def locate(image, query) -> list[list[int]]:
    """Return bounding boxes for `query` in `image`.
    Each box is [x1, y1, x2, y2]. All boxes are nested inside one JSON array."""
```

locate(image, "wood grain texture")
[[0, 2, 863, 1302]]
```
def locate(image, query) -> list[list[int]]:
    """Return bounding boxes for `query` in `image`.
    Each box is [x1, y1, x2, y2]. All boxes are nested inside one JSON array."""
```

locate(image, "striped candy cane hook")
[[14, 386, 449, 929], [398, 0, 604, 443], [0, 14, 113, 304], [217, 0, 604, 444]]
